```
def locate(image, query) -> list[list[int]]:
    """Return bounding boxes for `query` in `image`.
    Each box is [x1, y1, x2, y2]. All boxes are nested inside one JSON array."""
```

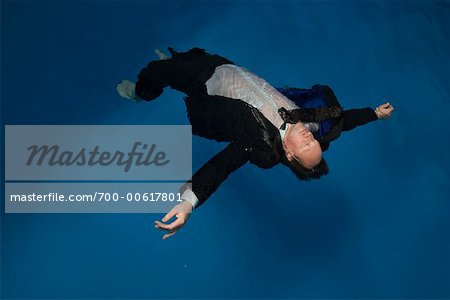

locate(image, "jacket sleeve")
[[341, 107, 378, 132], [180, 141, 250, 208]]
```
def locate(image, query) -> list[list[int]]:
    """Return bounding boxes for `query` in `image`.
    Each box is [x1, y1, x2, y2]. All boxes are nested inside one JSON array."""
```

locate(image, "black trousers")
[[135, 47, 234, 101]]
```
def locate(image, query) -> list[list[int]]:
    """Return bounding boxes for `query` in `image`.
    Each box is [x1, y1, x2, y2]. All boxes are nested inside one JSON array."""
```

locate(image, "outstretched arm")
[[342, 102, 394, 131], [183, 141, 250, 206], [154, 141, 250, 239]]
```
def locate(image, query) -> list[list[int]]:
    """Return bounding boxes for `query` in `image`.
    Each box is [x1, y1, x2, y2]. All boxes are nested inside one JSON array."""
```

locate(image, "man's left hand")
[[154, 200, 193, 240]]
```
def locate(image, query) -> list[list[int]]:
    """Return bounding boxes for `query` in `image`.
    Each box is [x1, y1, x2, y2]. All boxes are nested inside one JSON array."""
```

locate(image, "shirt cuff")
[[181, 188, 199, 210]]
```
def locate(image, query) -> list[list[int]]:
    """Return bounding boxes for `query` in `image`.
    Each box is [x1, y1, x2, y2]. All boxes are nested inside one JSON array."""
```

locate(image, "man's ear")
[[286, 152, 294, 161], [283, 141, 294, 161]]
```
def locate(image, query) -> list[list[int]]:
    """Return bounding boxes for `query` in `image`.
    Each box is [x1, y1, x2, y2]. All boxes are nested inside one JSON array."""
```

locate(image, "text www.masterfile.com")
[[9, 192, 183, 202]]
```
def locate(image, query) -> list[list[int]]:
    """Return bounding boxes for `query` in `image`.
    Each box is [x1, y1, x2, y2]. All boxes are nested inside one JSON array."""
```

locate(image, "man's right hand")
[[375, 102, 394, 119], [154, 200, 193, 240]]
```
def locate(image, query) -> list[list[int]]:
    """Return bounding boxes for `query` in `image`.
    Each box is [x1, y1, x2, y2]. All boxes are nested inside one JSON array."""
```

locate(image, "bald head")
[[283, 123, 322, 169]]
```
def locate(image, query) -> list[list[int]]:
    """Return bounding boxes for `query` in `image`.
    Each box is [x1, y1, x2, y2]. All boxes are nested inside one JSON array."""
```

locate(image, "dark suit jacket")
[[134, 47, 378, 208], [180, 86, 377, 208]]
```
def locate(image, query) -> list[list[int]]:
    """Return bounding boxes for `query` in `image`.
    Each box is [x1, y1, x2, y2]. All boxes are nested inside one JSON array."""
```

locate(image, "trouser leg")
[[135, 47, 234, 101], [135, 58, 180, 101]]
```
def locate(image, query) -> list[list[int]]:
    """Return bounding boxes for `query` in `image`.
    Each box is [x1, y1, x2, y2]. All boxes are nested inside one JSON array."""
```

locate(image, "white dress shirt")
[[183, 64, 301, 209]]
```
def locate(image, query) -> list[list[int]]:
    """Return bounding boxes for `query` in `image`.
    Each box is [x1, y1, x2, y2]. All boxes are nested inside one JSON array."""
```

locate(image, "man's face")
[[283, 123, 322, 169]]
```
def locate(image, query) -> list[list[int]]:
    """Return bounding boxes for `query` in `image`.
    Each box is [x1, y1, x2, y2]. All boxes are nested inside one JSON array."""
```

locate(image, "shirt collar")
[[278, 128, 285, 141]]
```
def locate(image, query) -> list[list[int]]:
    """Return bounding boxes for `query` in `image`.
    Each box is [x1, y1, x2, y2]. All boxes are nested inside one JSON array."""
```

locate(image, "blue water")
[[1, 0, 449, 298]]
